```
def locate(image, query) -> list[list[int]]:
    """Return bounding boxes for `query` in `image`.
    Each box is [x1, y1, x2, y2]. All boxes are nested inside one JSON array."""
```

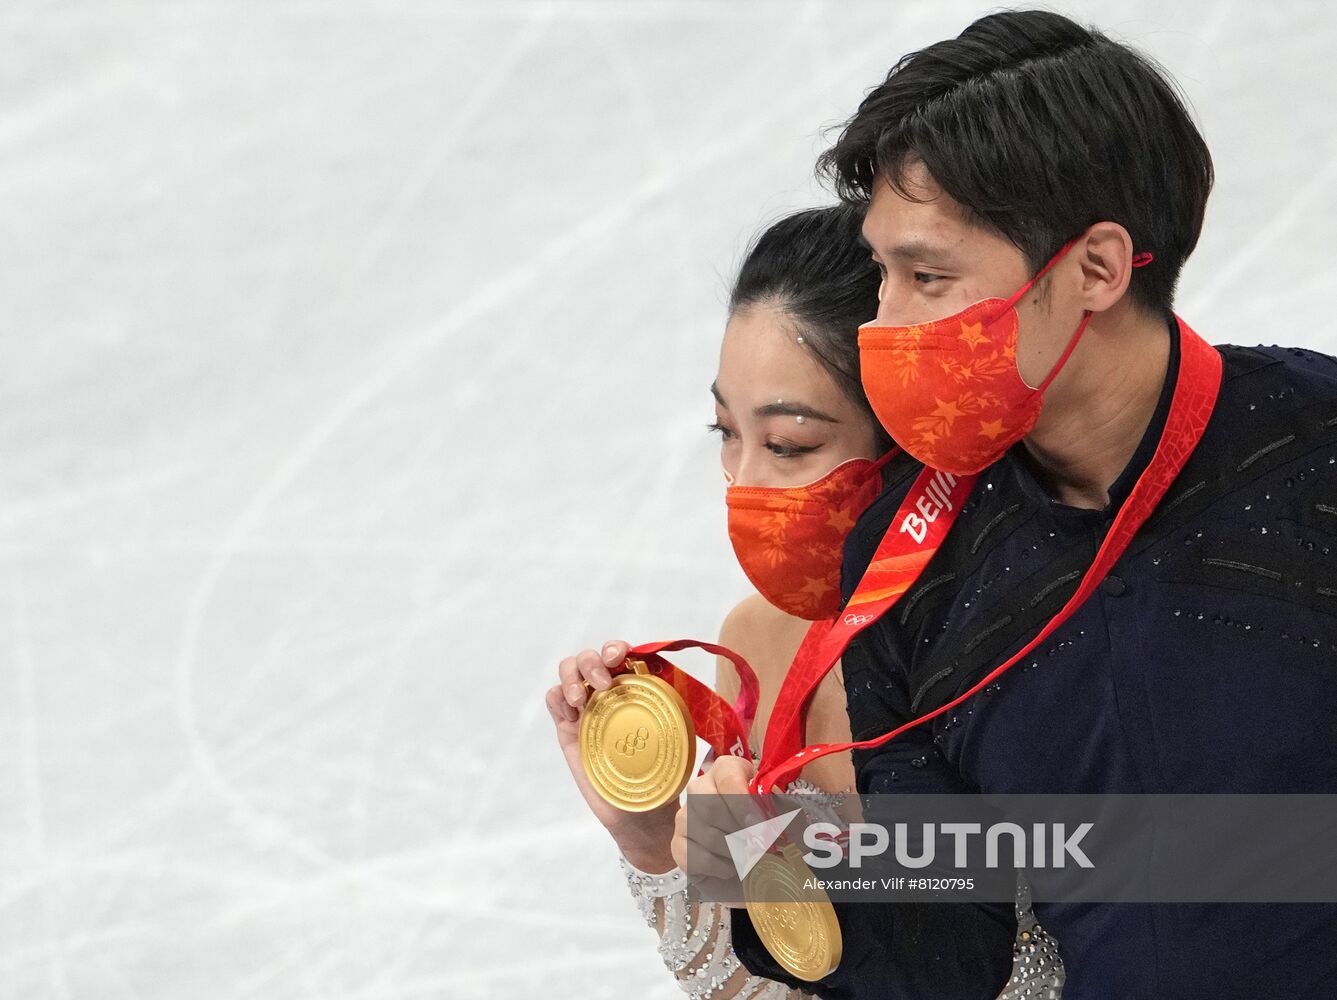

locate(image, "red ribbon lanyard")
[[751, 465, 979, 791], [627, 638, 761, 772], [751, 316, 1222, 795]]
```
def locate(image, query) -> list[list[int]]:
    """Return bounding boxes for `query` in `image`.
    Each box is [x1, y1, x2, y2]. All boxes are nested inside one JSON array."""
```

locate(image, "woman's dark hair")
[[817, 9, 1213, 315], [729, 205, 891, 451]]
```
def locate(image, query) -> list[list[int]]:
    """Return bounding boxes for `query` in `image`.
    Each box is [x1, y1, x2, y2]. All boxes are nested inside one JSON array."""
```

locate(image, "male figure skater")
[[718, 10, 1337, 998]]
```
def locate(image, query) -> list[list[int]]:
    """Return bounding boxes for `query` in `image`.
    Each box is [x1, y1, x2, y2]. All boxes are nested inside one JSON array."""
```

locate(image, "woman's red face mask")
[[725, 450, 897, 620]]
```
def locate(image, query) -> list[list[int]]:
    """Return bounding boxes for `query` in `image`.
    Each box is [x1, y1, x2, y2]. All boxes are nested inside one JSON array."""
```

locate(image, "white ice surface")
[[3, 1, 1337, 997]]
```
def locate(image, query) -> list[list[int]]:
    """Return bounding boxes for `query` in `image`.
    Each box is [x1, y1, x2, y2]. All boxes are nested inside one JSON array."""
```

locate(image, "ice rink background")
[[4, 1, 1337, 997]]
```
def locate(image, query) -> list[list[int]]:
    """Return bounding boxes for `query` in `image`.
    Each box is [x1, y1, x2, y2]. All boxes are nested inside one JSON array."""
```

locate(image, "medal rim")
[[578, 669, 696, 812], [743, 846, 843, 982]]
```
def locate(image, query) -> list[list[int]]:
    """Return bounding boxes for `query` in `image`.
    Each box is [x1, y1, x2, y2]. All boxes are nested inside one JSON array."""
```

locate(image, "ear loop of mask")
[[869, 445, 901, 474], [1007, 239, 1157, 394]]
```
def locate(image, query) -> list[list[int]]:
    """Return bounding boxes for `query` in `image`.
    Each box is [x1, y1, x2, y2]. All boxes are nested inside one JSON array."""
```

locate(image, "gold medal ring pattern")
[[744, 844, 842, 982], [578, 659, 696, 812]]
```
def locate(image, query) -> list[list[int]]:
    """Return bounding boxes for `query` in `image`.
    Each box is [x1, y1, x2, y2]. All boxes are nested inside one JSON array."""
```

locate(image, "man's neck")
[[1018, 309, 1172, 511]]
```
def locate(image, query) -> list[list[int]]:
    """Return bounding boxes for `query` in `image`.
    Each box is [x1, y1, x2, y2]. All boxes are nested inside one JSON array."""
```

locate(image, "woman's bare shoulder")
[[719, 594, 806, 683], [721, 592, 784, 637]]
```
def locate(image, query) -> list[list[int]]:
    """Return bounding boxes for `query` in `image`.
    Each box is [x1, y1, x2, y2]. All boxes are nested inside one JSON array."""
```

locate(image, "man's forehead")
[[862, 197, 957, 253], [861, 170, 979, 254]]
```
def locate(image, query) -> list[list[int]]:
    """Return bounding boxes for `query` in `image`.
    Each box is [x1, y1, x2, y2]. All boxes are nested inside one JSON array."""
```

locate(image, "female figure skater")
[[544, 206, 1063, 999]]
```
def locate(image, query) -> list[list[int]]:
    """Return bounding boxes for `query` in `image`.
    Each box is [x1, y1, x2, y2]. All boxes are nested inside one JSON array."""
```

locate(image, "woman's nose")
[[731, 452, 775, 489]]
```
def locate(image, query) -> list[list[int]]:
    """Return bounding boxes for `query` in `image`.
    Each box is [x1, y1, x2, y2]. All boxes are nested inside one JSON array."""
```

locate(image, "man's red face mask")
[[857, 239, 1153, 476]]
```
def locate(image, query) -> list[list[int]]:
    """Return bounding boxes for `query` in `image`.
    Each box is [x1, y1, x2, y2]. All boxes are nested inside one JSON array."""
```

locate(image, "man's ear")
[[1074, 222, 1136, 313]]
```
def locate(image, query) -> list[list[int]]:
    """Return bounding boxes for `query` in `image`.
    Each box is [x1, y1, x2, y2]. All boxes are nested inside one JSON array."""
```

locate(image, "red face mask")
[[857, 239, 1153, 476], [725, 449, 899, 620]]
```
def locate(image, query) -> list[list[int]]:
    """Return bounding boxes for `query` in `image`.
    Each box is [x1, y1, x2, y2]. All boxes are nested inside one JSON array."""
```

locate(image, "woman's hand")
[[670, 753, 762, 882], [546, 639, 679, 870]]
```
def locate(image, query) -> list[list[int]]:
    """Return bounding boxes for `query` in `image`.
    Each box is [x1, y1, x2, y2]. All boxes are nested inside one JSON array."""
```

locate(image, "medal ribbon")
[[750, 464, 978, 791], [623, 638, 761, 771], [751, 316, 1223, 796]]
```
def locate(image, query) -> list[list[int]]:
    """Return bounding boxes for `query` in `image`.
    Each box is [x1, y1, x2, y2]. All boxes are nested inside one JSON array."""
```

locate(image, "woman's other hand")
[[670, 754, 762, 881]]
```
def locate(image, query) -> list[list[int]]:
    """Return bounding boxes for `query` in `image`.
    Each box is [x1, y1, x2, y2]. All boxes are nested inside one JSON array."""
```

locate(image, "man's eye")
[[914, 272, 943, 284]]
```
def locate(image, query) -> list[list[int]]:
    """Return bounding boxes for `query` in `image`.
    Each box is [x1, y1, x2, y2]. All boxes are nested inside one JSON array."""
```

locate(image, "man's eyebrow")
[[889, 238, 939, 260], [861, 235, 955, 264]]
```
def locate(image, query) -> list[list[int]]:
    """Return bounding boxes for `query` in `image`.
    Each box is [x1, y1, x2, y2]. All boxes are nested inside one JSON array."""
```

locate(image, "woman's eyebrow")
[[755, 401, 840, 422], [713, 382, 839, 423]]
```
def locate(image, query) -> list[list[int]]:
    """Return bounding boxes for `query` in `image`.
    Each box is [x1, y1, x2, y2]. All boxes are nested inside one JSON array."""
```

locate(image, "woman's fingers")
[[709, 753, 759, 790], [574, 648, 614, 692], [670, 756, 767, 880], [708, 756, 767, 834], [557, 655, 586, 708], [673, 811, 742, 883], [599, 639, 630, 667], [671, 802, 692, 870], [559, 641, 632, 708], [545, 684, 577, 724], [681, 825, 737, 880]]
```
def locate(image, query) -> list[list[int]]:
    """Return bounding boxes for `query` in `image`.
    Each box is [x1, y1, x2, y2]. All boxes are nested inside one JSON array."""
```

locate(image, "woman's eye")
[[767, 441, 818, 459], [706, 421, 735, 441]]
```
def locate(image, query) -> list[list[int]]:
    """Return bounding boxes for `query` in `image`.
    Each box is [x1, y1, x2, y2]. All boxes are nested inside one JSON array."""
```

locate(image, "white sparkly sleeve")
[[618, 853, 812, 999]]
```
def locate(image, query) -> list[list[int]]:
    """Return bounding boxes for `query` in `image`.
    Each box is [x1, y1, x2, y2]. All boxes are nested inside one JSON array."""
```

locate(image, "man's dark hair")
[[818, 9, 1213, 314], [730, 205, 891, 451]]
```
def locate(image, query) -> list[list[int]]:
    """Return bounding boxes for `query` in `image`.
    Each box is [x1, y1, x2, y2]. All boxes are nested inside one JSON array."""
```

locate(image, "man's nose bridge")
[[869, 293, 911, 328]]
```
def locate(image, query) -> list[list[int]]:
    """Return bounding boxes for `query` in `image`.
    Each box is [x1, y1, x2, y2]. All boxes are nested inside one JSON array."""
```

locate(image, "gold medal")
[[579, 657, 696, 812], [744, 842, 842, 982]]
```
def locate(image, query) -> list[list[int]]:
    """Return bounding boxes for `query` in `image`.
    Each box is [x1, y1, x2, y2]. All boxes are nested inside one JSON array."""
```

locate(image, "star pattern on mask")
[[729, 466, 883, 619], [825, 507, 857, 532], [799, 576, 834, 599], [869, 302, 1037, 471], [931, 397, 967, 424], [978, 418, 1007, 440], [958, 321, 988, 351]]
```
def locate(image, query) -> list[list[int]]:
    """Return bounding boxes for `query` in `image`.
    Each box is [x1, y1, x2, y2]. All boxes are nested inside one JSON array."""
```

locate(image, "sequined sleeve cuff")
[[616, 852, 806, 998]]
